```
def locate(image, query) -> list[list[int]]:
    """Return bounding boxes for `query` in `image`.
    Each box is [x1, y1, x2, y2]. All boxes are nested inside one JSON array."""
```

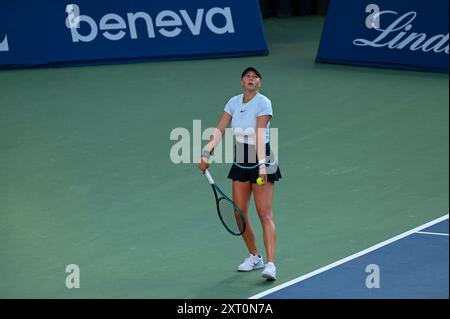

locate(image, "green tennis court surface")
[[0, 17, 448, 298]]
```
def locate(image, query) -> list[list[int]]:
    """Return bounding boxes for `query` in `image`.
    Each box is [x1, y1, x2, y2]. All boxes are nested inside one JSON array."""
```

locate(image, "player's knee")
[[258, 211, 273, 224]]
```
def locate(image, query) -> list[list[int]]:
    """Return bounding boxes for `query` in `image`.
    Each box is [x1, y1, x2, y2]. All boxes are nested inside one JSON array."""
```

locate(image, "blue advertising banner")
[[316, 0, 449, 73], [0, 0, 268, 69]]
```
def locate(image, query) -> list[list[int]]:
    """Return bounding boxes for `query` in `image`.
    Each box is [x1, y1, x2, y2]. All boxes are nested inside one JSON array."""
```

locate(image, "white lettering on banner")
[[354, 9, 449, 54], [180, 9, 204, 35], [100, 14, 127, 41], [66, 6, 235, 43], [206, 8, 235, 34], [156, 10, 183, 38], [0, 34, 9, 52]]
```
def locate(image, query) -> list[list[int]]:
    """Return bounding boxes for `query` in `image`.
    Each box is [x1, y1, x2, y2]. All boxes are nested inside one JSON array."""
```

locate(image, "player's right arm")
[[198, 112, 231, 173], [205, 112, 232, 153]]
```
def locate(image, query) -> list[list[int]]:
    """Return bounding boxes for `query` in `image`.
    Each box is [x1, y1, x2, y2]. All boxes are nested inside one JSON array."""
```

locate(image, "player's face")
[[241, 72, 261, 91]]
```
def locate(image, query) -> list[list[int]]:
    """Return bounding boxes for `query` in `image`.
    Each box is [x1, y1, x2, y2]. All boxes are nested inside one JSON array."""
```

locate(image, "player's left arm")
[[256, 115, 271, 182]]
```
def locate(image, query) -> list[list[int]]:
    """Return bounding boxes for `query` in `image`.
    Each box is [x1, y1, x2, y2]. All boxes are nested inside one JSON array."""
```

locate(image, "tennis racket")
[[204, 169, 246, 236]]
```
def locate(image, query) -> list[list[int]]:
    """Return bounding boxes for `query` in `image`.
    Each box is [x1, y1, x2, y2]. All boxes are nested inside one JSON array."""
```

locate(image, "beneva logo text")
[[65, 4, 235, 43]]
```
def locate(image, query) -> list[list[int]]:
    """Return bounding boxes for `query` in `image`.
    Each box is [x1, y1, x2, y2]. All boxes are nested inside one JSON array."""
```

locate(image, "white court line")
[[249, 213, 449, 299], [416, 231, 449, 237]]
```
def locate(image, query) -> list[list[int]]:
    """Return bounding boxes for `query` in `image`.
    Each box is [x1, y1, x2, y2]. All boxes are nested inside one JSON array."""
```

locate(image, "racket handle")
[[204, 169, 215, 185]]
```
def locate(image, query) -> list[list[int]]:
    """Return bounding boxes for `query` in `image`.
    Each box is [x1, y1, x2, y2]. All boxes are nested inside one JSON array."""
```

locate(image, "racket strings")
[[218, 198, 245, 235]]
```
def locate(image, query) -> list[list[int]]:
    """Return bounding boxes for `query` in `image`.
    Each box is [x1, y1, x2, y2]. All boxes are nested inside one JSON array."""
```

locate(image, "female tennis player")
[[198, 67, 282, 281]]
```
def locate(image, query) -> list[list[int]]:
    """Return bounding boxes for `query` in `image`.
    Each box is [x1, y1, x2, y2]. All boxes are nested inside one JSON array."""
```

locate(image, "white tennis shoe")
[[261, 262, 277, 281], [237, 254, 264, 271]]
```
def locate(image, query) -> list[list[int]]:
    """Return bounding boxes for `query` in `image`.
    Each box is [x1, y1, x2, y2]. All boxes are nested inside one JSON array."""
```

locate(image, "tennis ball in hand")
[[256, 177, 265, 185]]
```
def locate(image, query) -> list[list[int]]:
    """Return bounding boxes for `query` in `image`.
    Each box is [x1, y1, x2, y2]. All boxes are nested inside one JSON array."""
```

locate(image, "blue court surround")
[[259, 218, 449, 299]]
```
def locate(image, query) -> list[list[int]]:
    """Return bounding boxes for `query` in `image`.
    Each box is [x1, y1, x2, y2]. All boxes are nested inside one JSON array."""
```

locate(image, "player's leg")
[[233, 180, 264, 271], [233, 180, 257, 254], [252, 182, 275, 262], [252, 182, 277, 280]]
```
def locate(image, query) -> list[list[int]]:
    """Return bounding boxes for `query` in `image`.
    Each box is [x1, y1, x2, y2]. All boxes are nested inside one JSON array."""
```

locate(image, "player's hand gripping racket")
[[204, 169, 246, 236]]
